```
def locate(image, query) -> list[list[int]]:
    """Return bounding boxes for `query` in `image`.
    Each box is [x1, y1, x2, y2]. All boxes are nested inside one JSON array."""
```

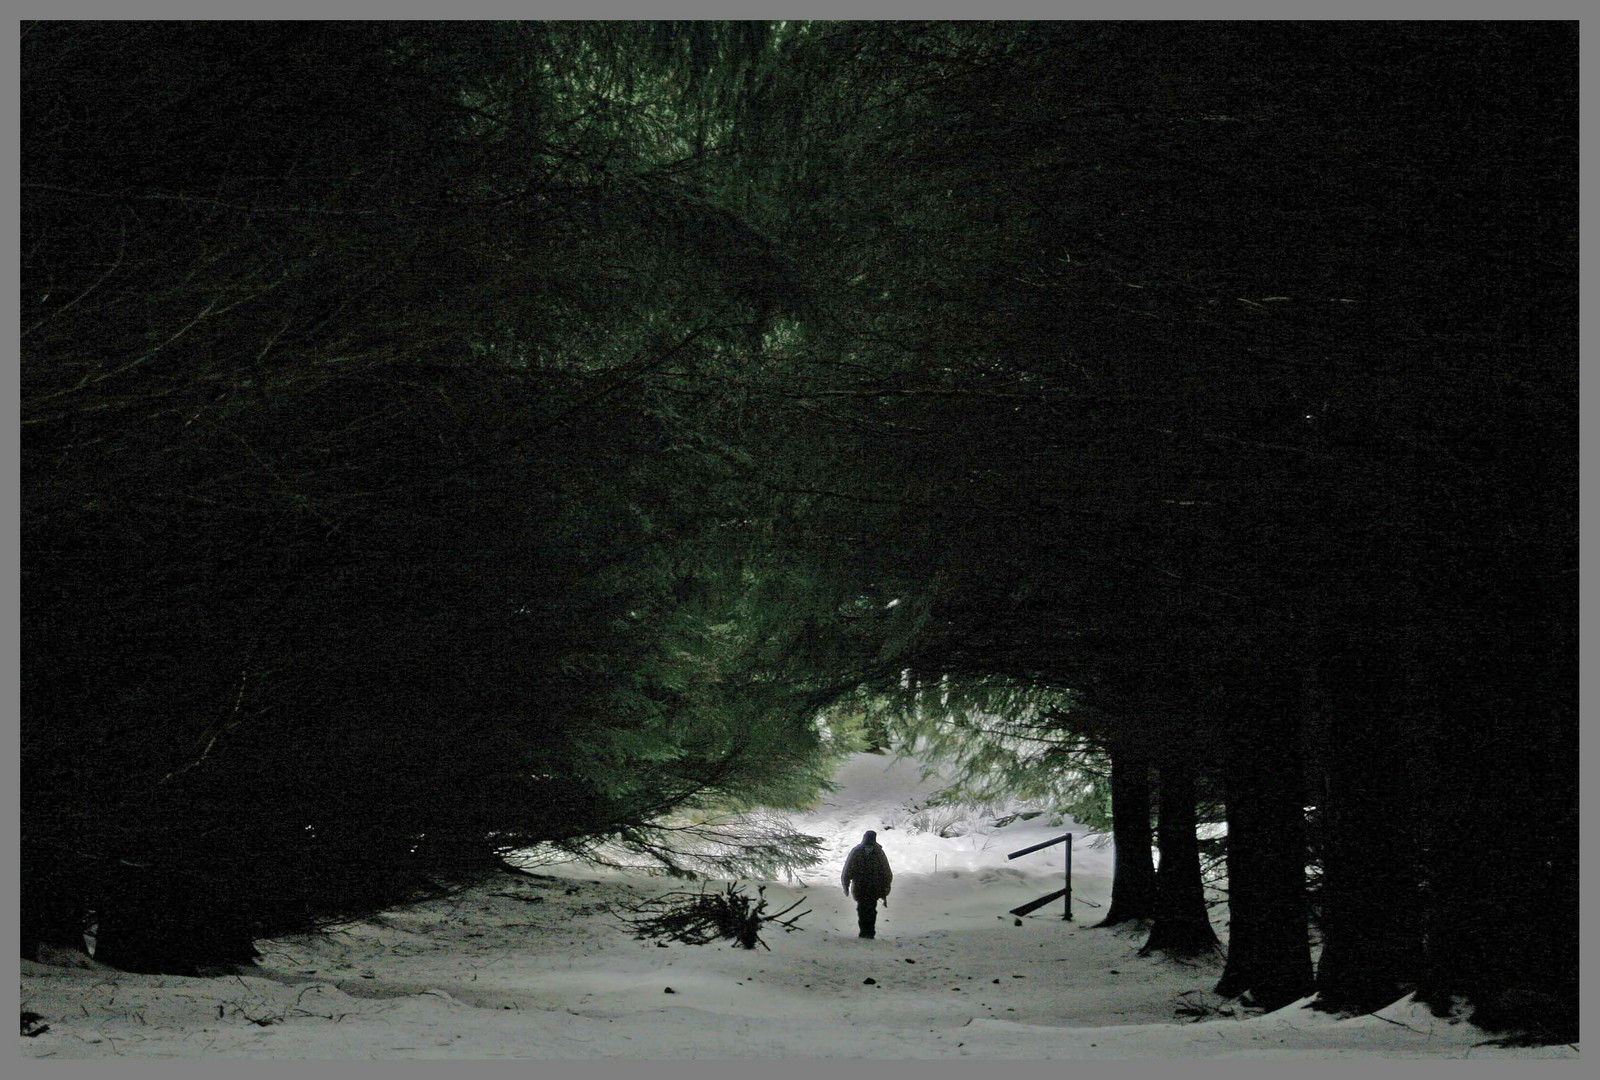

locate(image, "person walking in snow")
[[841, 830, 893, 939]]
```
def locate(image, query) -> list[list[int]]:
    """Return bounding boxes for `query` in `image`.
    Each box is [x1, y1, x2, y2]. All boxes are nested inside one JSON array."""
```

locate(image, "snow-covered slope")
[[17, 753, 1576, 1059]]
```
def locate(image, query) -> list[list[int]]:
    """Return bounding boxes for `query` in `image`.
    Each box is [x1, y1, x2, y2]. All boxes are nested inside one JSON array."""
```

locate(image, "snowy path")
[[18, 754, 1578, 1059]]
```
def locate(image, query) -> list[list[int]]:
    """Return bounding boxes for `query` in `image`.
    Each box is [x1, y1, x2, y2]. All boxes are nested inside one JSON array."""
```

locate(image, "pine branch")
[[609, 881, 807, 950]]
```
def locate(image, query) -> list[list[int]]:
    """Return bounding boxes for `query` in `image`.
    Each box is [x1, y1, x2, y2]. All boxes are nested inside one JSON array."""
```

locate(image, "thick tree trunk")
[[1417, 712, 1574, 1035], [1140, 756, 1218, 956], [1098, 741, 1156, 927], [1215, 714, 1313, 1009], [1313, 665, 1423, 1015], [1527, 780, 1580, 1041], [93, 861, 259, 976], [20, 841, 89, 960]]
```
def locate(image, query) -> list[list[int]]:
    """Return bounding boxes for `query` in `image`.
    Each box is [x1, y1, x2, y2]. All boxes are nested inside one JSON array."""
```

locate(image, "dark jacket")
[[842, 840, 893, 900]]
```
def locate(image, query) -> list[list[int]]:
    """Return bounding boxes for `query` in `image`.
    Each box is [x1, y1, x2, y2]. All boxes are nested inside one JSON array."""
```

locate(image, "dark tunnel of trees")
[[20, 21, 1576, 1041]]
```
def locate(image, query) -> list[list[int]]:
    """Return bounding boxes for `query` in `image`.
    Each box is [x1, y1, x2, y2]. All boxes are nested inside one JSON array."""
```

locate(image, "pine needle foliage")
[[868, 675, 1110, 827]]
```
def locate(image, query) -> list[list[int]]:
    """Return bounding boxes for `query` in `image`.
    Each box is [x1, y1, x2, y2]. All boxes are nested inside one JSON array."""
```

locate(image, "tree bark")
[[1215, 708, 1313, 1009], [1140, 755, 1218, 956], [1098, 740, 1156, 927], [19, 841, 88, 960], [93, 861, 259, 976], [1313, 661, 1423, 1015]]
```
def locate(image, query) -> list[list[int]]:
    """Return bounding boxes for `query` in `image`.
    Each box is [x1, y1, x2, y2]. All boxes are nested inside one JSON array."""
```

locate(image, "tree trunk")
[[93, 861, 259, 976], [1215, 710, 1313, 1009], [20, 841, 89, 961], [1140, 755, 1218, 956], [1313, 663, 1423, 1015], [1098, 741, 1156, 927]]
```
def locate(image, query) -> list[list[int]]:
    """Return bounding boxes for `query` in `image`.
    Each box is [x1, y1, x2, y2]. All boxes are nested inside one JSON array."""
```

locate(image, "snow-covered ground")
[[17, 753, 1579, 1060]]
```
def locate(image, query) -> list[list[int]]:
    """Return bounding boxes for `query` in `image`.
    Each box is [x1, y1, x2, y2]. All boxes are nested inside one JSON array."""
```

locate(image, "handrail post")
[[1065, 834, 1072, 921]]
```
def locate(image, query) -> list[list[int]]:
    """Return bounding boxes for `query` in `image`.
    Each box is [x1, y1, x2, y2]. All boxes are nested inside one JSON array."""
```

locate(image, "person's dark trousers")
[[856, 896, 879, 938]]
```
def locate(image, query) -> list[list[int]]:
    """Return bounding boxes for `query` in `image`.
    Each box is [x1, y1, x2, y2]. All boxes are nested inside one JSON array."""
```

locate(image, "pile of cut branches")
[[611, 881, 808, 950]]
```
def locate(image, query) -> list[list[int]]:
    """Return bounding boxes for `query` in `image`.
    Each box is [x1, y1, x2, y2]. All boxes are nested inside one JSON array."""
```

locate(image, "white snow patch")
[[17, 753, 1577, 1060]]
